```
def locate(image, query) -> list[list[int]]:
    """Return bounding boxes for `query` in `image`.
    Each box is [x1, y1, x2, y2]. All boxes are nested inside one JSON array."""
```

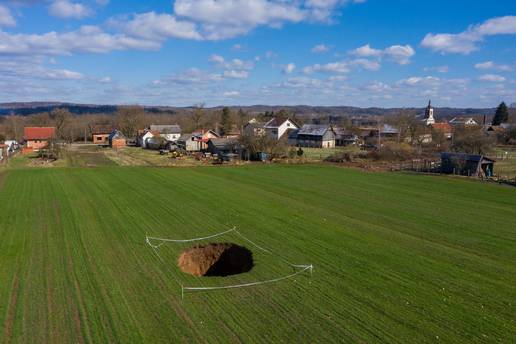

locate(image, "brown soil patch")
[[178, 243, 253, 277]]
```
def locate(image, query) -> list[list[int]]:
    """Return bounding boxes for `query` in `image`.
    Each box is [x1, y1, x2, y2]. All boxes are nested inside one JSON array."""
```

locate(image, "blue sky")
[[0, 0, 515, 107]]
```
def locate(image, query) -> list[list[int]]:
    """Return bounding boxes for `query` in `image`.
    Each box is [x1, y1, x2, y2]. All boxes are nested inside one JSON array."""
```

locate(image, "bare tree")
[[49, 108, 73, 142], [452, 126, 495, 154], [192, 103, 205, 130], [115, 105, 145, 138]]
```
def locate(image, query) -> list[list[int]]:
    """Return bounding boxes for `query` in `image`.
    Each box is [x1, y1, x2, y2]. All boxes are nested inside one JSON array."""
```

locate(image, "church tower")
[[423, 100, 435, 125]]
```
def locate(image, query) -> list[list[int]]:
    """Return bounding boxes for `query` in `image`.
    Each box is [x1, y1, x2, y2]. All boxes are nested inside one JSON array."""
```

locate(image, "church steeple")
[[423, 100, 435, 125]]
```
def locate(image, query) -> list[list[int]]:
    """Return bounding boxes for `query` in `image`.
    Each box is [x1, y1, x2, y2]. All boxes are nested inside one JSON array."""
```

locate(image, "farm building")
[[109, 130, 127, 149], [207, 138, 241, 159], [177, 134, 201, 152], [449, 117, 479, 126], [296, 124, 336, 148], [287, 129, 300, 146], [440, 152, 495, 177], [263, 118, 299, 140], [149, 125, 181, 142], [137, 130, 161, 149], [23, 127, 56, 153], [193, 130, 220, 150], [91, 125, 113, 145], [243, 119, 266, 137], [334, 127, 359, 146]]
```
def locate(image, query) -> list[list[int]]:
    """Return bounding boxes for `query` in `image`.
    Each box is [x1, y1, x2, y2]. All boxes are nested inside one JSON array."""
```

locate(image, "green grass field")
[[0, 165, 515, 343]]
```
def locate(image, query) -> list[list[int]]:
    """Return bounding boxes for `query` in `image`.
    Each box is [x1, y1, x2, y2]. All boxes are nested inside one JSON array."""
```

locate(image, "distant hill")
[[0, 101, 496, 119], [511, 102, 516, 108]]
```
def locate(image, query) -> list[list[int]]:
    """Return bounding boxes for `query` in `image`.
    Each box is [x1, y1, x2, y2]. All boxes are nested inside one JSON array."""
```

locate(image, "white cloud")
[[114, 12, 202, 41], [208, 54, 254, 73], [99, 76, 112, 83], [424, 66, 449, 73], [421, 16, 516, 54], [0, 5, 16, 27], [223, 69, 248, 78], [479, 74, 506, 82], [474, 61, 512, 72], [231, 43, 244, 51], [351, 44, 415, 64], [303, 56, 382, 74], [0, 26, 161, 56], [208, 54, 225, 65], [303, 61, 350, 74], [397, 76, 440, 86], [172, 0, 363, 40], [49, 0, 92, 19], [350, 58, 380, 71], [311, 44, 330, 53], [155, 68, 224, 85], [351, 44, 382, 57], [0, 57, 84, 80], [283, 63, 296, 74], [223, 90, 240, 97], [383, 45, 415, 65]]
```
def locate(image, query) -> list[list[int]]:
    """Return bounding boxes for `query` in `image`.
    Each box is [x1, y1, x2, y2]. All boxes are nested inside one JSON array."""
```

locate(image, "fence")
[[390, 159, 441, 173]]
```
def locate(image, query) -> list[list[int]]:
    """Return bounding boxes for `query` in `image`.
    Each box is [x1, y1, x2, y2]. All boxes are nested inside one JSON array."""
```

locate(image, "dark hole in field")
[[178, 243, 253, 277]]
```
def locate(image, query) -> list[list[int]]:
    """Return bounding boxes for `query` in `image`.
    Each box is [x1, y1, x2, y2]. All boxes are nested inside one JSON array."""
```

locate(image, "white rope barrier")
[[183, 264, 313, 292], [146, 227, 236, 245], [145, 226, 313, 297]]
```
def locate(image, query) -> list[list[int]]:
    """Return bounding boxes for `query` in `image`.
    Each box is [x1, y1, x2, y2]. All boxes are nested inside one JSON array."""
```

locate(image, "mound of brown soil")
[[177, 243, 253, 277]]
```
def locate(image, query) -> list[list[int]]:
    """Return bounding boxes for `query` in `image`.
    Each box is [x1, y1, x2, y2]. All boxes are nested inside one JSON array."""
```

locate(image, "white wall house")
[[263, 118, 299, 140], [149, 125, 181, 142], [138, 131, 155, 149]]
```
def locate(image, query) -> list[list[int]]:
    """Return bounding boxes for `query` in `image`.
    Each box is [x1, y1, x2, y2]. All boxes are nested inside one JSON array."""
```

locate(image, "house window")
[[97, 136, 103, 140]]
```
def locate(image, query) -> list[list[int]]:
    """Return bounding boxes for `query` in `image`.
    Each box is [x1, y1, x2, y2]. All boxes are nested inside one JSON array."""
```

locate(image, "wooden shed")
[[440, 152, 495, 177]]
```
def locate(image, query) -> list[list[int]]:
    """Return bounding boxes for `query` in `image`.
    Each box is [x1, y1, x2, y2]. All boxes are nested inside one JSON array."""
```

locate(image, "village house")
[[334, 127, 360, 146], [109, 130, 127, 149], [440, 152, 495, 178], [295, 124, 336, 148], [243, 118, 266, 137], [177, 134, 201, 152], [149, 124, 182, 142], [193, 130, 220, 150], [23, 127, 56, 153], [207, 138, 241, 159], [449, 117, 479, 126], [431, 122, 453, 139], [177, 130, 220, 152], [263, 117, 299, 140], [91, 125, 113, 145], [137, 130, 158, 149]]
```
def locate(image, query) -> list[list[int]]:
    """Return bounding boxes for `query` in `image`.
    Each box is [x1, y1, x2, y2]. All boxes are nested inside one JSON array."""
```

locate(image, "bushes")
[[374, 142, 416, 161]]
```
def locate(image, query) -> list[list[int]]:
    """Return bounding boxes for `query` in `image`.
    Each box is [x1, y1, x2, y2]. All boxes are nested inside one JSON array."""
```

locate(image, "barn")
[[440, 152, 495, 178]]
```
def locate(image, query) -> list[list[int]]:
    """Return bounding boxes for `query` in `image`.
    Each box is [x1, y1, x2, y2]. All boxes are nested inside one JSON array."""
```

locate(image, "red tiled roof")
[[431, 122, 452, 133], [24, 127, 56, 140]]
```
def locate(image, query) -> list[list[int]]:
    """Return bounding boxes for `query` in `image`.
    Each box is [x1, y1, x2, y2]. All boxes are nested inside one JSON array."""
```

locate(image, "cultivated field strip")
[[0, 165, 515, 343]]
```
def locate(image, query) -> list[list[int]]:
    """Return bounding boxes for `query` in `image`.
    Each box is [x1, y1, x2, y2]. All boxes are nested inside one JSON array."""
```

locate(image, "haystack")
[[177, 243, 253, 277]]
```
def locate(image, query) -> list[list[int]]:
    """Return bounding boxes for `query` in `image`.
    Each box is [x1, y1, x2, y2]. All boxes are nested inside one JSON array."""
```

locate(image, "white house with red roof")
[[23, 127, 56, 153]]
